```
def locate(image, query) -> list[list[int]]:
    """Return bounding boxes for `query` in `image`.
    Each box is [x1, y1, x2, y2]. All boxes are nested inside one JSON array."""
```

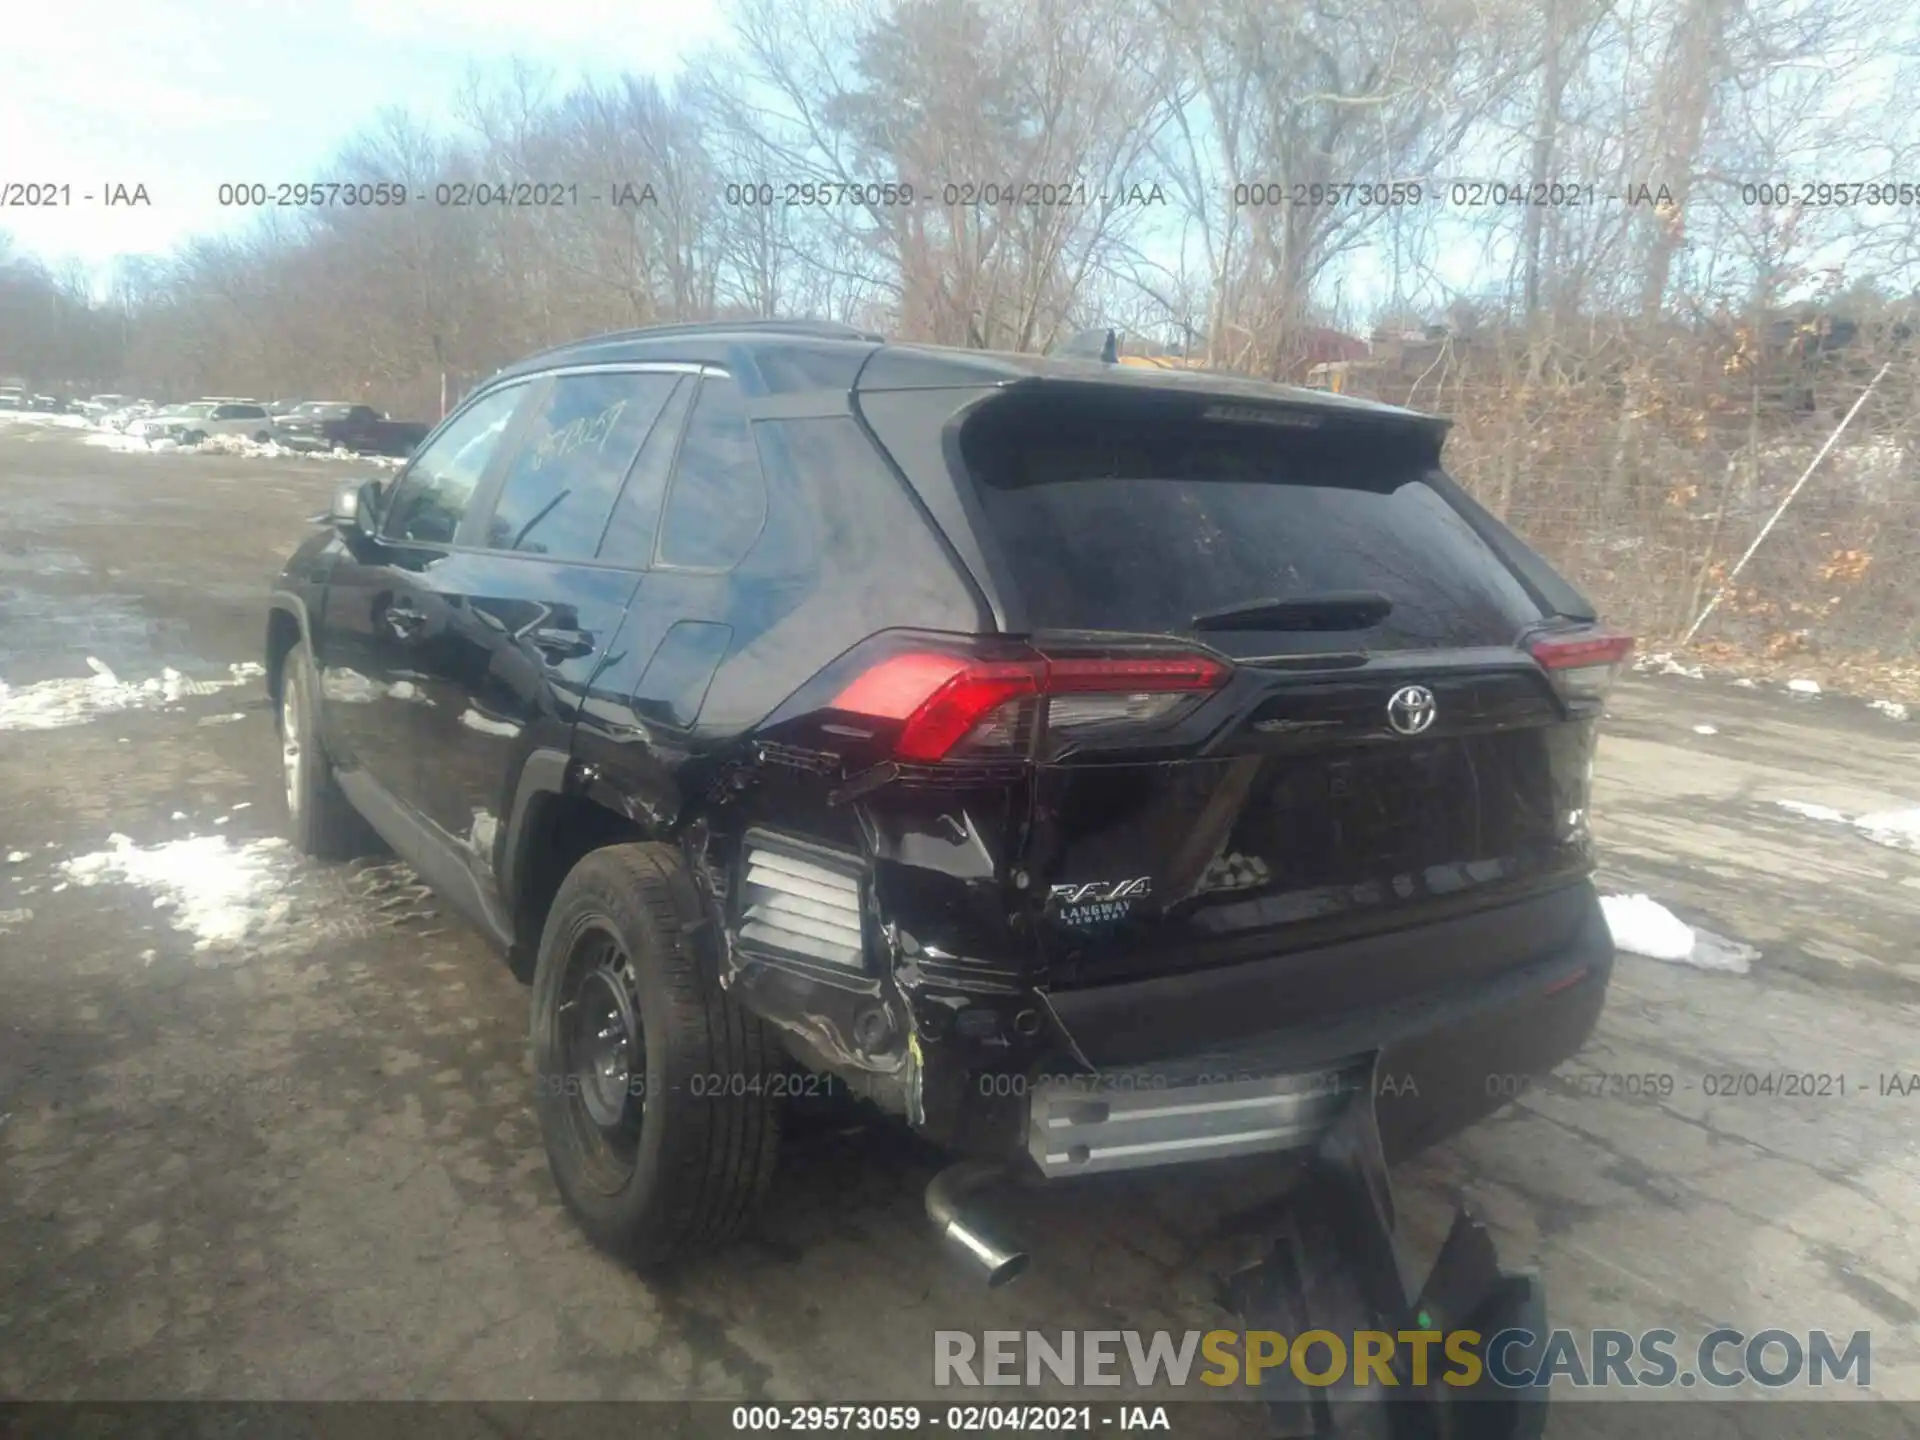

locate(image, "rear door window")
[[478, 372, 679, 560], [596, 377, 693, 564], [960, 395, 1545, 650], [655, 376, 767, 571]]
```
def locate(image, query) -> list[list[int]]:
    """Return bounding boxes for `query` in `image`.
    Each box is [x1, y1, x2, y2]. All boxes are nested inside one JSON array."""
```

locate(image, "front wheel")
[[182, 429, 206, 445], [530, 843, 780, 1267], [277, 640, 376, 860], [254, 430, 272, 443]]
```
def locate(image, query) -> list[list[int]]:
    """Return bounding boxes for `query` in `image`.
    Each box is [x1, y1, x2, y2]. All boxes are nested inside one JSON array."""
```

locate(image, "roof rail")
[[578, 318, 887, 346]]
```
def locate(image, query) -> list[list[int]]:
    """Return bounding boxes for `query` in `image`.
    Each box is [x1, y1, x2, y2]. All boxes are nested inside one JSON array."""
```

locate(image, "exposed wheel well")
[[511, 791, 657, 973], [265, 608, 301, 708]]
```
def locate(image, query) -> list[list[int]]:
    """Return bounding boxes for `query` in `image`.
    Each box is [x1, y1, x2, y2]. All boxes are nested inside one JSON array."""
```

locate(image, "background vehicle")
[[0, 387, 23, 411], [272, 401, 430, 456], [266, 319, 1622, 1289], [80, 394, 133, 421], [156, 401, 276, 444], [100, 402, 156, 432], [128, 403, 211, 441]]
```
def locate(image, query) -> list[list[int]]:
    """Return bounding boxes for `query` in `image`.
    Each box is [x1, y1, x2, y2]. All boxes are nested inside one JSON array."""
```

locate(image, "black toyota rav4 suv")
[[266, 319, 1625, 1273]]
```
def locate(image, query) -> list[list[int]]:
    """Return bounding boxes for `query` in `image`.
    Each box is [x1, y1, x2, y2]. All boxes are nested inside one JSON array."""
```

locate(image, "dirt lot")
[[2, 418, 1917, 1420]]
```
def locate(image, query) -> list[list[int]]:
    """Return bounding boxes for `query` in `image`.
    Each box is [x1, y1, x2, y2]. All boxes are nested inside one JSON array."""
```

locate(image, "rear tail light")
[[1530, 627, 1634, 703], [829, 650, 1229, 762]]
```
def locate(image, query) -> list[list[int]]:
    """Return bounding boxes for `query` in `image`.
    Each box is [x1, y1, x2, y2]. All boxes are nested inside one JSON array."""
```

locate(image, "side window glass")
[[655, 377, 767, 571], [481, 372, 678, 559], [382, 385, 525, 545], [596, 377, 693, 565]]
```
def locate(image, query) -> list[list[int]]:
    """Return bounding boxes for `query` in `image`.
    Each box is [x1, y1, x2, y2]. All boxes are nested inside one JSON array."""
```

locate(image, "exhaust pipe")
[[926, 1160, 1030, 1287]]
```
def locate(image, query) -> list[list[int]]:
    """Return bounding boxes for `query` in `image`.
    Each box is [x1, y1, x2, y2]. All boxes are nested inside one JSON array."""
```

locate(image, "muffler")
[[926, 1160, 1030, 1287]]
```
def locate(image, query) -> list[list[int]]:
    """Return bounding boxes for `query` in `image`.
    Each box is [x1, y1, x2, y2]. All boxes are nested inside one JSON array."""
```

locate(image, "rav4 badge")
[[1050, 877, 1151, 928]]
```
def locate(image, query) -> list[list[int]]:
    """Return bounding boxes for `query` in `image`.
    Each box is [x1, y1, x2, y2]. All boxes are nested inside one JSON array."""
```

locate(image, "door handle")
[[531, 626, 595, 662]]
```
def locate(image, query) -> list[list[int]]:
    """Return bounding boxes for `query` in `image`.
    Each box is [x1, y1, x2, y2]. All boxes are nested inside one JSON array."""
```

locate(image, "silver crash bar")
[[1025, 1062, 1366, 1178]]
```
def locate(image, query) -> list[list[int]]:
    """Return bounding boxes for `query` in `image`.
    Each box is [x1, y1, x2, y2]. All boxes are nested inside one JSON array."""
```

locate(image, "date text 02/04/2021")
[[728, 1405, 1171, 1433]]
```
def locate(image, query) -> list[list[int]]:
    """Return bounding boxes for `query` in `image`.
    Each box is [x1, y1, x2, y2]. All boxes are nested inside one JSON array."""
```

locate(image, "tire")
[[530, 842, 780, 1267], [183, 429, 206, 445], [277, 640, 374, 860], [253, 430, 272, 444]]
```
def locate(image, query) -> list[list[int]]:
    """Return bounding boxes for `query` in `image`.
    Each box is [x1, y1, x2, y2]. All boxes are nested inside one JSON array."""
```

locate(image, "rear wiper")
[[1191, 590, 1393, 633]]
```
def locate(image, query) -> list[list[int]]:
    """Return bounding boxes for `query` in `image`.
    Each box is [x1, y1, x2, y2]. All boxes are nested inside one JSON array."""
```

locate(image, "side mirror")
[[326, 478, 386, 538]]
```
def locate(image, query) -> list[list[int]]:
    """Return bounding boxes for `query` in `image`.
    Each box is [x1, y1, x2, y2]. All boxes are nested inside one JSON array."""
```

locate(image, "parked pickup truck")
[[272, 402, 430, 457]]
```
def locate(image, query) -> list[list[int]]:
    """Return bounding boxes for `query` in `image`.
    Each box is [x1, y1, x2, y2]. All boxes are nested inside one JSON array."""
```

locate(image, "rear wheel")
[[253, 429, 272, 443], [182, 428, 206, 445], [530, 843, 780, 1267], [278, 640, 374, 860]]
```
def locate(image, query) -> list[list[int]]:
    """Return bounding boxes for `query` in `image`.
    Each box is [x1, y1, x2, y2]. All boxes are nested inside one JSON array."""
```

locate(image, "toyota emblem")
[[1387, 684, 1437, 736]]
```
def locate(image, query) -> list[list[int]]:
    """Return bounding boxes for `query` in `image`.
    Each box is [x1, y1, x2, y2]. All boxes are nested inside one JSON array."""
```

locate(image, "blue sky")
[[1, 0, 729, 276]]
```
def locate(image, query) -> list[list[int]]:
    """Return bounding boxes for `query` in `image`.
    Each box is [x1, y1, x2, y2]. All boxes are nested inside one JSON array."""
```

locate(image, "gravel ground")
[[2, 419, 1916, 1424]]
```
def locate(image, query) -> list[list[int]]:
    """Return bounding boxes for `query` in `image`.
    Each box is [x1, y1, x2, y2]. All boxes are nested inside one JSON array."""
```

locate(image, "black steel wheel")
[[529, 842, 781, 1267], [553, 922, 648, 1191]]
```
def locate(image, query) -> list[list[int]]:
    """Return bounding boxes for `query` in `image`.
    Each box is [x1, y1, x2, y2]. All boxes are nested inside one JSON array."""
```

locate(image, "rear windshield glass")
[[960, 394, 1544, 650]]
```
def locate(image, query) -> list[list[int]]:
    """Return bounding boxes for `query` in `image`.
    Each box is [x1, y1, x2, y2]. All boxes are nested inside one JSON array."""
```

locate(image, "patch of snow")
[[1771, 799, 1920, 856], [1774, 799, 1851, 824], [1787, 678, 1822, 695], [0, 411, 92, 431], [1731, 677, 1759, 689], [311, 448, 407, 470], [59, 833, 298, 952], [1600, 893, 1756, 975], [5, 851, 26, 863], [1635, 651, 1706, 680], [467, 808, 499, 858], [1600, 893, 1693, 960], [1692, 724, 1718, 735], [171, 811, 187, 820], [0, 908, 31, 929], [1868, 700, 1910, 722], [322, 668, 376, 704], [83, 431, 161, 454], [459, 707, 520, 737], [0, 659, 264, 731], [1853, 809, 1920, 855], [196, 433, 304, 460]]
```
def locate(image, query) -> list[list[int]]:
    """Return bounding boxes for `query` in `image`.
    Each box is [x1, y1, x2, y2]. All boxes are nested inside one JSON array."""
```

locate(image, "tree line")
[[3, 0, 1918, 657]]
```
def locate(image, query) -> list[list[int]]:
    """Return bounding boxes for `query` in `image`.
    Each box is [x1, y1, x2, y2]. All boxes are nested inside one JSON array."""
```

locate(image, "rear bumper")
[[1020, 883, 1614, 1176]]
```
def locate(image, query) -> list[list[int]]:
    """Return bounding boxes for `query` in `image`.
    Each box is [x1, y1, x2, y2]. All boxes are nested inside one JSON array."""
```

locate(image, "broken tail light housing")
[[1530, 627, 1635, 705], [828, 647, 1231, 762]]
